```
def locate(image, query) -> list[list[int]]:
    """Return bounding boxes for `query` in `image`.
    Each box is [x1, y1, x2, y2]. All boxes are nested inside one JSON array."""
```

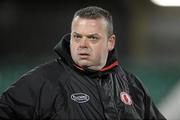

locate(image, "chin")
[[77, 62, 91, 68], [78, 63, 89, 67]]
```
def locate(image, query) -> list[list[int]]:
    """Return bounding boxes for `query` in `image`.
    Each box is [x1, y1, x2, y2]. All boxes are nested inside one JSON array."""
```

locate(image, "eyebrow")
[[72, 32, 100, 37], [72, 32, 81, 36]]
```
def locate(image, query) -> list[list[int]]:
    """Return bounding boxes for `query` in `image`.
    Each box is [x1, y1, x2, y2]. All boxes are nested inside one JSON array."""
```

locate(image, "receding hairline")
[[71, 16, 110, 36], [72, 16, 108, 25]]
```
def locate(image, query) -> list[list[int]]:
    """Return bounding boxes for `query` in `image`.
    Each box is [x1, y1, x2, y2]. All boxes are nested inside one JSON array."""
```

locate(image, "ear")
[[108, 34, 116, 51]]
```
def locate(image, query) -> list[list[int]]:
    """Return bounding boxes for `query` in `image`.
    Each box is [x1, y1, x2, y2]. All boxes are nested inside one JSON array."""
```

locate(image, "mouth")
[[78, 53, 90, 59]]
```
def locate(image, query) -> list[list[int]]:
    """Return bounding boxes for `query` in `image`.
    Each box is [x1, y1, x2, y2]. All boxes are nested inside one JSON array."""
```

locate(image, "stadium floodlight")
[[151, 0, 180, 7]]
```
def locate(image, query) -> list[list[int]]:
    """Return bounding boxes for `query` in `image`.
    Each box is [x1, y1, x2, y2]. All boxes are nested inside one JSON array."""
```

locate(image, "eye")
[[88, 36, 99, 41], [73, 34, 82, 42], [73, 34, 81, 39]]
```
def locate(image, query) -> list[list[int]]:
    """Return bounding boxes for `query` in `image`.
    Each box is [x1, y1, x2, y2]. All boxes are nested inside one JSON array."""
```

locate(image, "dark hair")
[[73, 6, 113, 37]]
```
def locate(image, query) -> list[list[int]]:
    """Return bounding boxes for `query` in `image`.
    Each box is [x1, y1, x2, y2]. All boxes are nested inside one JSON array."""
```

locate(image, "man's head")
[[70, 6, 116, 70]]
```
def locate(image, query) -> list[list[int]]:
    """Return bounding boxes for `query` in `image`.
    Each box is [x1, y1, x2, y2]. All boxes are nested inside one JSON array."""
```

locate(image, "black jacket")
[[0, 34, 166, 120]]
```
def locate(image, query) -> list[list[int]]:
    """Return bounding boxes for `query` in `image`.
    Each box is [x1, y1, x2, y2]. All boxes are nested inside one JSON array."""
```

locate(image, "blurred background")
[[0, 0, 179, 119]]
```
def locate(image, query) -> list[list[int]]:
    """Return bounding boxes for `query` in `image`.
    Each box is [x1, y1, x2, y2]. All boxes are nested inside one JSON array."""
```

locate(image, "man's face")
[[70, 17, 115, 70]]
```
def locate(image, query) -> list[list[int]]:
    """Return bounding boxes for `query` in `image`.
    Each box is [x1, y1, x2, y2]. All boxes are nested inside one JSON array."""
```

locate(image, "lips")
[[78, 53, 90, 59]]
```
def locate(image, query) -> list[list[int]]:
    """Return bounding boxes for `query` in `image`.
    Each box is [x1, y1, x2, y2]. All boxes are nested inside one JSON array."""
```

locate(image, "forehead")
[[71, 17, 108, 36], [72, 17, 107, 28]]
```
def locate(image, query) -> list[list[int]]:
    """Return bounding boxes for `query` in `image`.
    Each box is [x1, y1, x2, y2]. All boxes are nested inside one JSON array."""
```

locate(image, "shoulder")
[[122, 68, 145, 90], [18, 59, 66, 85], [116, 66, 148, 95], [5, 59, 65, 93], [121, 68, 154, 102], [1, 59, 67, 100], [25, 59, 61, 77]]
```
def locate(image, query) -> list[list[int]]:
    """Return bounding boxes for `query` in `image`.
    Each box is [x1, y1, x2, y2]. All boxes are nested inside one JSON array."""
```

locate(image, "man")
[[0, 6, 166, 119]]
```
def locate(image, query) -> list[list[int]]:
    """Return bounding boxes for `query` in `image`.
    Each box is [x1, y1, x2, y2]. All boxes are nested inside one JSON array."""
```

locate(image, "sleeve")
[[128, 73, 167, 120], [0, 70, 42, 120]]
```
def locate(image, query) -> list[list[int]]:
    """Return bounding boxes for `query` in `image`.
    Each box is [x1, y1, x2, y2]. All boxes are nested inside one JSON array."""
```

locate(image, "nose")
[[79, 37, 88, 48]]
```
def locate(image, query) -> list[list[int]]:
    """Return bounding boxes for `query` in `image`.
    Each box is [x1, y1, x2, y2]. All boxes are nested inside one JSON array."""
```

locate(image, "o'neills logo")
[[71, 93, 90, 103], [120, 92, 132, 105]]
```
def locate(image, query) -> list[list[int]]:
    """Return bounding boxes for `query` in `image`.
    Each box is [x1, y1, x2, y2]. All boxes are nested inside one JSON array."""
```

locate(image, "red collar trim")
[[74, 60, 119, 72], [100, 61, 119, 72]]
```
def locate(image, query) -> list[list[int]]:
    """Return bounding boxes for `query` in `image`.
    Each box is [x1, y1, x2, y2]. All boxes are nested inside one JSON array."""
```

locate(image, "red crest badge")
[[120, 92, 132, 105]]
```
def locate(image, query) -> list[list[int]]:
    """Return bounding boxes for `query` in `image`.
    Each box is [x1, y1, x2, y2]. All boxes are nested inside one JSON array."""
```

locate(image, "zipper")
[[95, 76, 107, 120]]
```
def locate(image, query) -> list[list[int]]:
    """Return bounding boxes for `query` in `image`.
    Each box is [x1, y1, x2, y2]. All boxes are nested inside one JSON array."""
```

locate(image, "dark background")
[[0, 0, 129, 58]]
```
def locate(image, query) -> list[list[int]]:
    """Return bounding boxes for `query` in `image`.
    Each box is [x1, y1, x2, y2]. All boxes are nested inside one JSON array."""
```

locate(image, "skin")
[[70, 16, 116, 70]]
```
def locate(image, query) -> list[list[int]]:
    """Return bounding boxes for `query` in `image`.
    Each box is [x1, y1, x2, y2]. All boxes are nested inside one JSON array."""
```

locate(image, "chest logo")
[[71, 93, 90, 103], [120, 92, 132, 105]]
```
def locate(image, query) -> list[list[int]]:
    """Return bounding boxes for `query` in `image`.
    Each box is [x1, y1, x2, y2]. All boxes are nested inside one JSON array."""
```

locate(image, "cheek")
[[70, 42, 78, 51], [92, 45, 108, 58], [96, 42, 108, 52], [70, 43, 77, 58]]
